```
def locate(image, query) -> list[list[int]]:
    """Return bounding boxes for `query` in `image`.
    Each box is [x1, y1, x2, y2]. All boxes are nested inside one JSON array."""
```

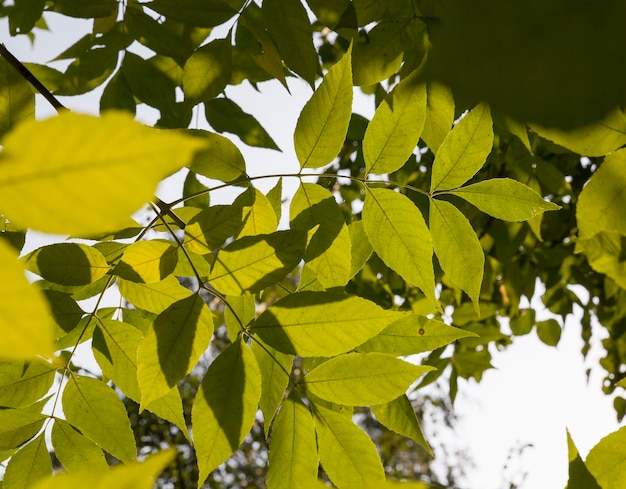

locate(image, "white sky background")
[[2, 10, 623, 489]]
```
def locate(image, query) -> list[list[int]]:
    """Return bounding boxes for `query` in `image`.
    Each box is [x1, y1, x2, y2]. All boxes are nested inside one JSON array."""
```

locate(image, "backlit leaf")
[[313, 405, 385, 489], [118, 275, 193, 314], [267, 396, 318, 489], [251, 291, 405, 356], [290, 183, 351, 288], [0, 360, 56, 408], [209, 230, 306, 295], [23, 243, 110, 286], [2, 433, 51, 489], [363, 71, 426, 175], [146, 0, 238, 27], [448, 178, 560, 221], [585, 425, 626, 489], [189, 130, 246, 183], [183, 38, 232, 103], [238, 188, 279, 237], [431, 103, 493, 192], [0, 112, 206, 235], [192, 337, 262, 484], [0, 408, 46, 451], [305, 352, 434, 405], [137, 294, 214, 408], [422, 81, 455, 153], [575, 231, 626, 291], [63, 375, 136, 463], [184, 204, 246, 255], [362, 188, 436, 306], [0, 240, 55, 359], [429, 198, 484, 310], [113, 240, 178, 283], [51, 419, 108, 472], [0, 56, 35, 139], [352, 21, 405, 86], [294, 45, 353, 169], [52, 0, 117, 18], [348, 220, 373, 279], [565, 430, 602, 489]]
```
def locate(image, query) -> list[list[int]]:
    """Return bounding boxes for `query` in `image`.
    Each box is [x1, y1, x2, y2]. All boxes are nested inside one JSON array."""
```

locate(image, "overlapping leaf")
[[183, 38, 232, 103], [2, 433, 51, 489], [0, 360, 56, 408], [113, 240, 178, 283], [51, 420, 109, 472]]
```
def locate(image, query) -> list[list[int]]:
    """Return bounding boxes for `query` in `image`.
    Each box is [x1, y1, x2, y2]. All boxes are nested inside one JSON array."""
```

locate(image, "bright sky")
[[2, 12, 623, 489]]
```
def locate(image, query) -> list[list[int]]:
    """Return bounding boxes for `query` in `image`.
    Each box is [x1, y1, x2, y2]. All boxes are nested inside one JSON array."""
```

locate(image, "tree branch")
[[0, 43, 66, 112]]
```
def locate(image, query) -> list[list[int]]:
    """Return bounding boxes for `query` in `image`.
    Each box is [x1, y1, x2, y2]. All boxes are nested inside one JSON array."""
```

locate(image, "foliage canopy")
[[1, 1, 626, 488]]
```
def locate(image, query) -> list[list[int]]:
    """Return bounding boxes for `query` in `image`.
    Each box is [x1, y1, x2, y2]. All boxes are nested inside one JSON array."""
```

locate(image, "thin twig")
[[0, 43, 66, 112]]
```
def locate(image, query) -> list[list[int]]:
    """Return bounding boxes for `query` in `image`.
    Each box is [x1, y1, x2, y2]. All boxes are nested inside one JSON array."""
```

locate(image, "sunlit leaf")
[[352, 21, 404, 86], [565, 429, 602, 489], [0, 56, 35, 139], [118, 275, 193, 314], [192, 337, 262, 484], [348, 220, 373, 279], [430, 103, 493, 192], [113, 240, 178, 283], [183, 38, 232, 103], [184, 204, 246, 255], [0, 408, 46, 451], [422, 81, 454, 153], [188, 130, 246, 183], [238, 188, 279, 237], [448, 178, 560, 221], [362, 188, 437, 306], [51, 419, 109, 472], [585, 425, 626, 489], [294, 44, 353, 168], [146, 0, 238, 27], [63, 375, 136, 463], [305, 352, 434, 405], [575, 231, 626, 291], [0, 360, 56, 408], [251, 291, 405, 356], [2, 433, 51, 489], [0, 112, 206, 235]]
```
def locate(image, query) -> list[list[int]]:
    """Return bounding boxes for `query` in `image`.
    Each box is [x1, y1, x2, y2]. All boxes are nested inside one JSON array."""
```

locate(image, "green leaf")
[[305, 352, 434, 406], [209, 230, 307, 295], [262, 0, 319, 86], [362, 188, 437, 306], [429, 198, 484, 310], [290, 183, 351, 288], [585, 425, 626, 489], [577, 149, 626, 239], [363, 72, 427, 175], [205, 98, 280, 150], [267, 396, 319, 489], [188, 130, 246, 183], [52, 0, 117, 18], [313, 405, 385, 489], [371, 395, 432, 455], [0, 408, 46, 451], [137, 294, 214, 408], [23, 243, 110, 287], [183, 38, 232, 103], [100, 70, 136, 115], [565, 429, 602, 489], [251, 291, 405, 356], [184, 204, 246, 255], [118, 275, 193, 314], [146, 0, 238, 27], [63, 375, 136, 463], [266, 178, 283, 223], [0, 112, 206, 235], [113, 241, 178, 283], [431, 103, 494, 192], [238, 188, 279, 237], [575, 231, 626, 291], [224, 294, 256, 340], [294, 44, 353, 169], [448, 178, 560, 221], [183, 171, 211, 208], [348, 220, 373, 279], [0, 360, 56, 408], [51, 419, 109, 472], [192, 337, 262, 484], [7, 0, 45, 35], [352, 21, 405, 86], [0, 240, 55, 359], [2, 433, 51, 489], [357, 315, 477, 355], [536, 319, 561, 346], [530, 108, 626, 157], [120, 52, 177, 112], [251, 338, 293, 436], [32, 450, 175, 489], [0, 56, 35, 139], [422, 81, 455, 153]]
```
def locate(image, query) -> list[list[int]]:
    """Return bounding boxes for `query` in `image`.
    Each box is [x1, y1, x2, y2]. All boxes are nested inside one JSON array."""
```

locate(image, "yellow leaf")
[[0, 111, 206, 235]]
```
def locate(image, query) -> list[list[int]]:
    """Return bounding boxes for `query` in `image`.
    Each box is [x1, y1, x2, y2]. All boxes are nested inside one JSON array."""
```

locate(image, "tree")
[[1, 1, 626, 488]]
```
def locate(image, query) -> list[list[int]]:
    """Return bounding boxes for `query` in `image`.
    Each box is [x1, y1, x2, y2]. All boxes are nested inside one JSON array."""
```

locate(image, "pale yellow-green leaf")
[[431, 103, 493, 191], [0, 240, 55, 359], [2, 433, 51, 489], [0, 359, 56, 408], [224, 293, 256, 340], [362, 187, 437, 307], [32, 450, 175, 489], [357, 315, 478, 355], [63, 375, 136, 463], [351, 20, 404, 87], [430, 198, 484, 311], [531, 107, 626, 157], [23, 243, 110, 286], [267, 397, 318, 489], [188, 130, 246, 183], [585, 426, 626, 489], [290, 183, 351, 288], [363, 72, 427, 175], [575, 231, 626, 291], [305, 352, 434, 406], [422, 81, 455, 153], [348, 220, 373, 279], [251, 291, 405, 357], [192, 337, 262, 485], [238, 188, 278, 237], [184, 204, 246, 255], [448, 178, 560, 221], [0, 111, 206, 235], [294, 45, 353, 168], [118, 275, 193, 314], [313, 405, 385, 489], [114, 240, 178, 283], [137, 294, 214, 408], [51, 419, 109, 472], [183, 37, 232, 102], [0, 408, 46, 451], [371, 395, 432, 455]]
